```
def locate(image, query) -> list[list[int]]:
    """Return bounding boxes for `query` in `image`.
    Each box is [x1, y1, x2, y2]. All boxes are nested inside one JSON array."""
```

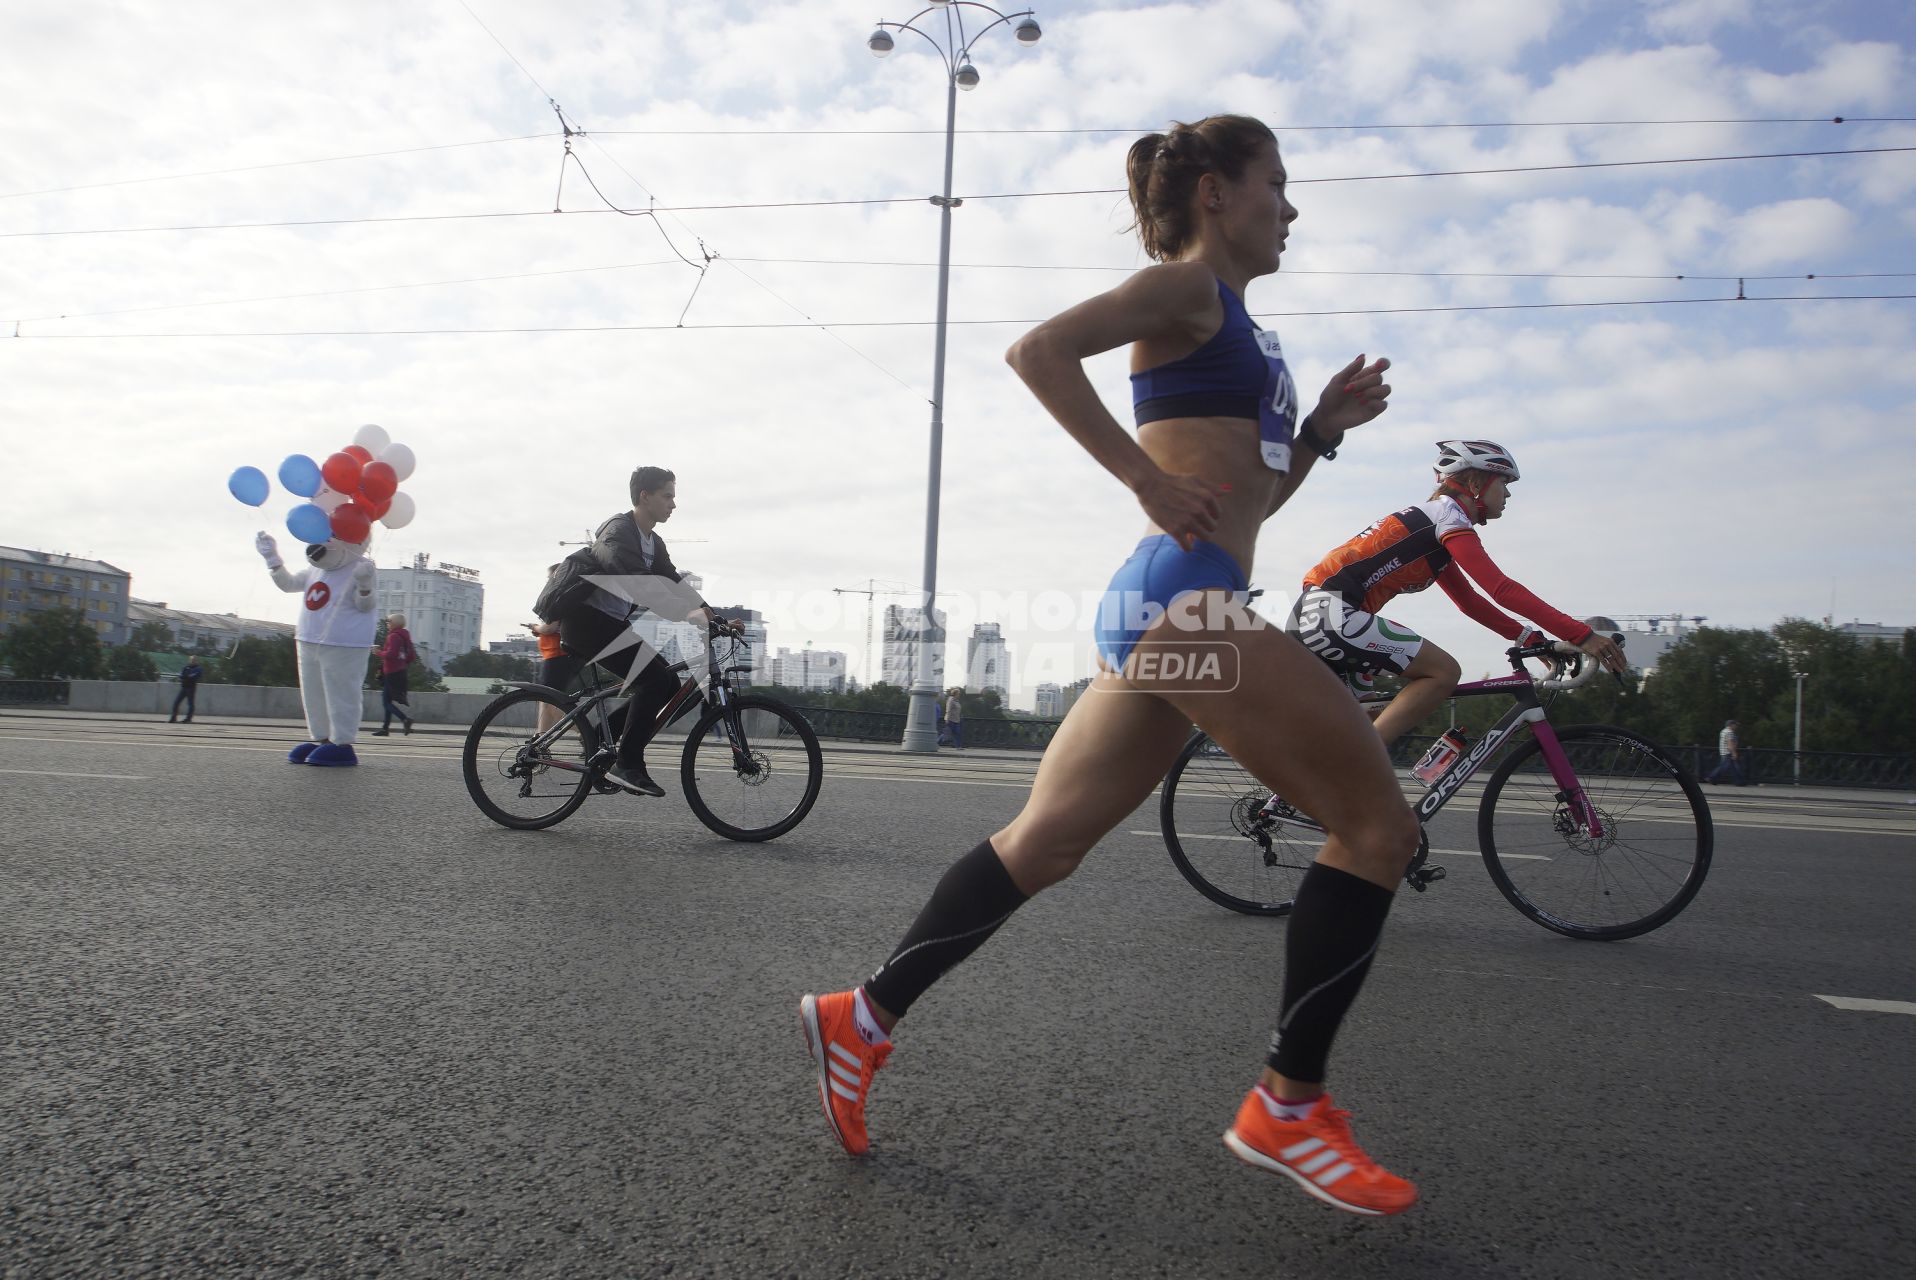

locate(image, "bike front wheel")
[[679, 695, 824, 842], [1478, 723, 1713, 941], [462, 687, 596, 830], [1160, 731, 1316, 916]]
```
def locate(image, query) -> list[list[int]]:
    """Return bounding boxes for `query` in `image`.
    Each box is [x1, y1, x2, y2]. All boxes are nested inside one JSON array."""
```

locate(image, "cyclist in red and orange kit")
[[1289, 439, 1625, 747]]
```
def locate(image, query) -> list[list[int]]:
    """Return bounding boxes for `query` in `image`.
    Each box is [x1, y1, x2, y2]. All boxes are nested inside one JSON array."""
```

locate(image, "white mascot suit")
[[255, 530, 376, 766]]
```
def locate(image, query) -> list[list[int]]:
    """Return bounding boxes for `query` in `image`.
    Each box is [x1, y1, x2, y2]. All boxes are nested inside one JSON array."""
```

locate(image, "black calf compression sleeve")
[[863, 839, 1030, 1019], [1267, 863, 1397, 1084]]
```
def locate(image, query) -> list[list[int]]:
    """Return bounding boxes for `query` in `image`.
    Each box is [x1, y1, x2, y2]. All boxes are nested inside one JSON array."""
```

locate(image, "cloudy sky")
[[3, 0, 1911, 704]]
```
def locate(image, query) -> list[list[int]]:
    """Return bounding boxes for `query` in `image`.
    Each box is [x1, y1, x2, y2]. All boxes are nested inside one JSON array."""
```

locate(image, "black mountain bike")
[[462, 620, 823, 841], [1159, 639, 1713, 940]]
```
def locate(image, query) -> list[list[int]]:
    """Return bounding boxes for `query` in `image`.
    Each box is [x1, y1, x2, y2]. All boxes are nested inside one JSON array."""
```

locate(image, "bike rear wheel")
[[679, 695, 824, 842], [462, 687, 597, 830], [1478, 724, 1713, 940], [1160, 731, 1315, 916]]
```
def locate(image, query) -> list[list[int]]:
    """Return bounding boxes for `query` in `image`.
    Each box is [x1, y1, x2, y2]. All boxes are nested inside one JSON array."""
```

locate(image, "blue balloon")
[[286, 503, 332, 544], [227, 466, 270, 507], [278, 454, 322, 498]]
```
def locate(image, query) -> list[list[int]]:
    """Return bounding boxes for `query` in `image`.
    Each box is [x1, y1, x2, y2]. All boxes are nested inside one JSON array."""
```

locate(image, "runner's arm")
[[1441, 532, 1593, 644], [1006, 262, 1227, 549]]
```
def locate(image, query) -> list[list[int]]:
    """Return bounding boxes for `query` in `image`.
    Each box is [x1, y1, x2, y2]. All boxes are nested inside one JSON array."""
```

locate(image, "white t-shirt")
[[1718, 724, 1738, 754], [294, 561, 377, 647]]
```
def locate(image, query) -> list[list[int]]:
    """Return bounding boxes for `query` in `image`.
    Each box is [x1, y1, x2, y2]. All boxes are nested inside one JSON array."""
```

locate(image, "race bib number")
[[1255, 327, 1297, 473]]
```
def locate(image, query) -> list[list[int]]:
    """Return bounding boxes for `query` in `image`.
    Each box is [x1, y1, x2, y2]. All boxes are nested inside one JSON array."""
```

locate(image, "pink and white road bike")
[[1158, 639, 1714, 940]]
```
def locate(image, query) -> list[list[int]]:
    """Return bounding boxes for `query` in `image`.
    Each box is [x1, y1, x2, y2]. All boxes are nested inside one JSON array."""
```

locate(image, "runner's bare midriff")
[[1137, 414, 1281, 576]]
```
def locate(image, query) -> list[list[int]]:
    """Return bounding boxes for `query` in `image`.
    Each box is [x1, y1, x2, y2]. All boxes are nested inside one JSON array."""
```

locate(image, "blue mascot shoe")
[[288, 742, 320, 764], [305, 743, 359, 767]]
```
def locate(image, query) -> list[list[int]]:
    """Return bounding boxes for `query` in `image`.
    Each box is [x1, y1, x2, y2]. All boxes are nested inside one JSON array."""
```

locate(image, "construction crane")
[[834, 579, 918, 687]]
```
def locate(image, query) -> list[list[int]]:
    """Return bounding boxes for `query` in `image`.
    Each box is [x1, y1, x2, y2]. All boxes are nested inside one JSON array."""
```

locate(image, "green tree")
[[126, 620, 179, 653], [0, 608, 106, 679], [105, 644, 160, 682], [444, 648, 537, 680], [207, 634, 299, 687]]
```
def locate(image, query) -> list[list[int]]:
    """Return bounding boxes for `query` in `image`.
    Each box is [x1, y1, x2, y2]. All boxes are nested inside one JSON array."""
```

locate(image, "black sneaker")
[[402, 718, 415, 736], [605, 764, 665, 797], [370, 729, 390, 736]]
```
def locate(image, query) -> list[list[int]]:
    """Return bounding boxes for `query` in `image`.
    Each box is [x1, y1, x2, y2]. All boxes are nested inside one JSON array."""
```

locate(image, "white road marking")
[[0, 767, 149, 780], [1814, 995, 1916, 1016]]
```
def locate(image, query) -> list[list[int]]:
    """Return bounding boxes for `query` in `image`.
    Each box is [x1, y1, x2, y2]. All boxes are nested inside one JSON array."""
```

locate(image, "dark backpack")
[[532, 546, 599, 623]]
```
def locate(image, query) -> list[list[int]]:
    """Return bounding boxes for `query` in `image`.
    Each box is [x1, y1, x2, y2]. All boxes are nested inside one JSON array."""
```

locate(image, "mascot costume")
[[226, 424, 419, 767], [255, 528, 377, 765]]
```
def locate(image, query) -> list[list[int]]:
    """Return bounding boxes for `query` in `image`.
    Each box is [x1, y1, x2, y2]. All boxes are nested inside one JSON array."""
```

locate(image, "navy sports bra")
[[1130, 277, 1299, 472]]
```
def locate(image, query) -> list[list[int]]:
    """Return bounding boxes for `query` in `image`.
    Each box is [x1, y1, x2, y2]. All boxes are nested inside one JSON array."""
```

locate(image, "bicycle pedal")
[[1406, 864, 1447, 892]]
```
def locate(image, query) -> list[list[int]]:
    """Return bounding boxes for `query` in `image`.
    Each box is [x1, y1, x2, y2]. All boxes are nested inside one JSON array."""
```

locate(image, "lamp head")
[[867, 27, 894, 56], [955, 59, 980, 89], [1014, 16, 1042, 43]]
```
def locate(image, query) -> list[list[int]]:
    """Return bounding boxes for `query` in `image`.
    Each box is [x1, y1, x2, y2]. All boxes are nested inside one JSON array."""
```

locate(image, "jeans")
[[380, 671, 411, 729], [170, 687, 196, 721], [1705, 752, 1746, 785], [559, 608, 682, 768]]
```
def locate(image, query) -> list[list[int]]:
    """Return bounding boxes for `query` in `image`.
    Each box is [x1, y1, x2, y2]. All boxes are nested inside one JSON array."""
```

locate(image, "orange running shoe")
[[799, 990, 892, 1156], [1223, 1088, 1418, 1216]]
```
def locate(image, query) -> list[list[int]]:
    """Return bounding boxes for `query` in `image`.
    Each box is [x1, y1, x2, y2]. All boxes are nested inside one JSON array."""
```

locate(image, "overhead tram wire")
[[576, 138, 925, 397], [11, 259, 683, 326], [16, 293, 1916, 340], [9, 115, 1904, 204], [7, 143, 1911, 239], [453, 0, 923, 395], [0, 133, 561, 201], [591, 115, 1914, 136], [23, 256, 1915, 329]]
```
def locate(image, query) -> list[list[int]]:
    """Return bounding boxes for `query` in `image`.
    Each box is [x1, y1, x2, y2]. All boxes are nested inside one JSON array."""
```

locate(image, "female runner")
[[801, 114, 1421, 1216]]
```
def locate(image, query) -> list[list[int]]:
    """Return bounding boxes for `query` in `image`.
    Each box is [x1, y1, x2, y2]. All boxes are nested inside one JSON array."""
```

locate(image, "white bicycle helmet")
[[1434, 439, 1520, 481]]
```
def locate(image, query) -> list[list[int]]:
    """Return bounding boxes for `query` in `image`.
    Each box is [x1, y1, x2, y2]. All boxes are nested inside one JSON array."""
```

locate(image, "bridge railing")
[[0, 678, 70, 706]]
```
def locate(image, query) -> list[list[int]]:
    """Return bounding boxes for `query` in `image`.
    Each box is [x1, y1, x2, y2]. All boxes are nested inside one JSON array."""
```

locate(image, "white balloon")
[[312, 484, 348, 513], [353, 423, 390, 454], [378, 441, 415, 481], [380, 490, 417, 529]]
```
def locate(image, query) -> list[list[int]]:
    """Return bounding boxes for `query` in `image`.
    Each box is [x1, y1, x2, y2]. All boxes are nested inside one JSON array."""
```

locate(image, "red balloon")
[[330, 502, 373, 544], [359, 460, 398, 503], [364, 495, 393, 521], [321, 451, 363, 494], [342, 444, 374, 465]]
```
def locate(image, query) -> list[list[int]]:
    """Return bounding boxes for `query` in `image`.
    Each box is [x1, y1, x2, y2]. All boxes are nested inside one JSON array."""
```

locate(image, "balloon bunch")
[[227, 425, 418, 545]]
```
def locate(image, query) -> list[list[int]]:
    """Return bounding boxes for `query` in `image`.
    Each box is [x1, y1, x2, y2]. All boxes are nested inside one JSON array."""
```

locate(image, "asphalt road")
[[3, 710, 1913, 1278]]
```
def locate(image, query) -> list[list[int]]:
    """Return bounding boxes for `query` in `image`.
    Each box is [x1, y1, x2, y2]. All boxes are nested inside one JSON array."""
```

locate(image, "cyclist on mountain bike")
[[1288, 438, 1626, 749], [535, 466, 736, 797]]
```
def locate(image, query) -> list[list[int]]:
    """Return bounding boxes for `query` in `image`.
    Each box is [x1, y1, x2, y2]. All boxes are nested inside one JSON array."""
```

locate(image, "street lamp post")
[[1794, 670, 1807, 786], [866, 1, 1042, 752]]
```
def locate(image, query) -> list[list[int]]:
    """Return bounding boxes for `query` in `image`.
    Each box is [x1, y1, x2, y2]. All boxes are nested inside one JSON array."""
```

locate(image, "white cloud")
[[1713, 197, 1856, 270], [1645, 0, 1753, 39]]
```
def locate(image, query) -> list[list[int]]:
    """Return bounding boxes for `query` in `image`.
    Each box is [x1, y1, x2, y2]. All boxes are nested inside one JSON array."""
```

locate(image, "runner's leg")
[[863, 679, 1193, 1024]]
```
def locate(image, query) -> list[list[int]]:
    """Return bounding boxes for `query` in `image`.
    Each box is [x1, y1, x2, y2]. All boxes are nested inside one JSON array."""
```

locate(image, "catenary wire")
[[6, 115, 1901, 205], [12, 293, 1913, 339], [0, 134, 561, 202], [7, 143, 1909, 238], [454, 0, 926, 398], [589, 116, 1915, 135], [21, 256, 1914, 329]]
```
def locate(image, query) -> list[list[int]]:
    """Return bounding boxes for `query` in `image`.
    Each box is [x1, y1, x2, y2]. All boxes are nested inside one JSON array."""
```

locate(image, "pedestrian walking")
[[1705, 717, 1747, 785], [370, 613, 417, 736], [168, 657, 204, 723], [943, 687, 964, 749]]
